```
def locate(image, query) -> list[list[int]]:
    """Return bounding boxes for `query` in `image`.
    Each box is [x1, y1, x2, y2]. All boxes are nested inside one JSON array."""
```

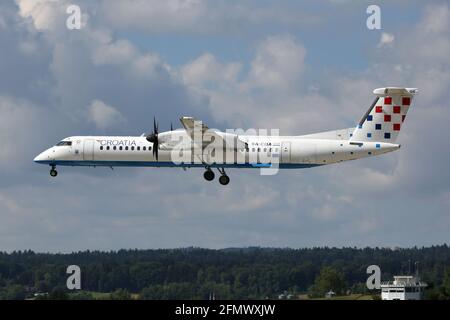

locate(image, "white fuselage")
[[34, 131, 400, 169], [33, 87, 416, 184]]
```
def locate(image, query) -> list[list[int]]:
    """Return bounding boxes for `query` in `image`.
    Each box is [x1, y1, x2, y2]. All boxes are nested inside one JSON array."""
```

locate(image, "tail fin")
[[350, 87, 418, 143]]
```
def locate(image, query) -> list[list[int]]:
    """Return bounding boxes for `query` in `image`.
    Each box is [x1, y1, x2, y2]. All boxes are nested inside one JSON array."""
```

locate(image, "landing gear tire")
[[219, 174, 230, 185], [204, 169, 215, 181], [50, 169, 58, 177]]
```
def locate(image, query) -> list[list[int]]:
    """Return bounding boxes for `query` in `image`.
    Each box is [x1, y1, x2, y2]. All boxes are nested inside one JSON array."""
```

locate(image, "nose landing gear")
[[50, 165, 58, 177]]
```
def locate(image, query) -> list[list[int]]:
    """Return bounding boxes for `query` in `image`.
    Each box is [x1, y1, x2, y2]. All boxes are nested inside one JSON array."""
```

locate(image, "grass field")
[[298, 294, 375, 300], [67, 291, 375, 300]]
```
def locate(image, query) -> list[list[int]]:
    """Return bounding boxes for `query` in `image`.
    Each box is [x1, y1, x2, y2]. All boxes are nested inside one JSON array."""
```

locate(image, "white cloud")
[[378, 32, 395, 48], [421, 4, 449, 34], [98, 0, 321, 35], [0, 15, 7, 30], [15, 0, 90, 33], [180, 35, 309, 130], [1, 1, 450, 251], [13, 0, 204, 133], [246, 35, 306, 91], [15, 0, 64, 31], [414, 5, 450, 64], [100, 0, 208, 34], [0, 96, 48, 169], [0, 192, 22, 213], [181, 53, 241, 87], [92, 39, 137, 66], [177, 2, 450, 210], [87, 99, 124, 129]]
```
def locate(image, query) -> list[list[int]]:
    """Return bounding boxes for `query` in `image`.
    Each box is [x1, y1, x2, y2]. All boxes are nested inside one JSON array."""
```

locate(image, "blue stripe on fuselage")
[[34, 160, 321, 169]]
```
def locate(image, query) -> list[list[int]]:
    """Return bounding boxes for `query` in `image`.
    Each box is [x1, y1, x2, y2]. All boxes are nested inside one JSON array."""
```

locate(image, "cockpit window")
[[56, 141, 72, 146]]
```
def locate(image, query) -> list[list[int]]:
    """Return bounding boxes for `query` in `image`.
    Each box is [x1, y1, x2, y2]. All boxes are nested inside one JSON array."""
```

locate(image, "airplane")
[[34, 87, 417, 185]]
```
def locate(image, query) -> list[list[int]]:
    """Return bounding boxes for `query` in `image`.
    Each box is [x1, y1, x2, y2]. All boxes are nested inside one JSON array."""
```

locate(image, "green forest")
[[1, 246, 450, 300]]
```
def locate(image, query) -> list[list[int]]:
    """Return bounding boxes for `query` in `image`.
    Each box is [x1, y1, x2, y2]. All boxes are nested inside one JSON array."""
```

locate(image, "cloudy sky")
[[1, 0, 449, 252]]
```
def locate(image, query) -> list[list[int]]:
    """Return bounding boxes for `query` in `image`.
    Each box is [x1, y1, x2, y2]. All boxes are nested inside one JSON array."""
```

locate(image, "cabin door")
[[83, 139, 95, 161], [281, 142, 291, 163]]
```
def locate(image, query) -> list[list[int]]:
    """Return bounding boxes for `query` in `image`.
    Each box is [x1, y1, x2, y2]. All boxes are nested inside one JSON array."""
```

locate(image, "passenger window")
[[137, 146, 140, 151], [149, 146, 152, 151], [119, 146, 123, 151], [131, 146, 135, 151], [100, 146, 103, 150], [113, 146, 117, 150], [106, 146, 110, 150], [252, 148, 255, 152], [143, 146, 146, 151], [125, 146, 129, 150]]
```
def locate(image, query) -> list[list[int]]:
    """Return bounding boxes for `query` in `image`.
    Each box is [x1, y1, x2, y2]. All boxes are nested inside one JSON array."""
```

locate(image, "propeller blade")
[[147, 116, 159, 160], [171, 123, 173, 131], [153, 140, 158, 160]]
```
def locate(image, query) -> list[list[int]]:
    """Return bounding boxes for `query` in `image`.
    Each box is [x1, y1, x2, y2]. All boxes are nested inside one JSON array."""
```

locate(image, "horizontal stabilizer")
[[373, 87, 418, 96]]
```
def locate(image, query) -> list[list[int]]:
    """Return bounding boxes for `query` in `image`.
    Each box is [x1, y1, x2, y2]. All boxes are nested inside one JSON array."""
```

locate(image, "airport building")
[[380, 275, 427, 300]]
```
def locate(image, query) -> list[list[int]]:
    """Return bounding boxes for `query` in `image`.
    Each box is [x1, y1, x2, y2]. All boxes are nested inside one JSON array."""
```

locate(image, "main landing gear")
[[203, 167, 230, 185], [217, 168, 230, 185], [50, 165, 58, 177], [219, 174, 230, 186], [203, 168, 215, 181]]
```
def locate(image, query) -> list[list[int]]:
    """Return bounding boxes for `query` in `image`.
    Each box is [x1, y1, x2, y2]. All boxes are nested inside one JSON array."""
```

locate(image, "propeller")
[[146, 117, 159, 160]]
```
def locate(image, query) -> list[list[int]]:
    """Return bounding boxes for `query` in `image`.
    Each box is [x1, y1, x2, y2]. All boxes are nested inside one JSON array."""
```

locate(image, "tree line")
[[0, 245, 450, 299]]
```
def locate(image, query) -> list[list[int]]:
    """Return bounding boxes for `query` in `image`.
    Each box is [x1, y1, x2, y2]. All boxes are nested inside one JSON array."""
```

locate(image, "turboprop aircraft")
[[34, 87, 417, 185]]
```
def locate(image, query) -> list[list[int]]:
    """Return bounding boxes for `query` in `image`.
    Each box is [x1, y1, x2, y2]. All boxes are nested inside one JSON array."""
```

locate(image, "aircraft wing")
[[180, 116, 210, 137], [179, 117, 247, 150]]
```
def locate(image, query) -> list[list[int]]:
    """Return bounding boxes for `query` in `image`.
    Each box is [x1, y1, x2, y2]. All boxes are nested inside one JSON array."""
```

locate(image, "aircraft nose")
[[33, 152, 45, 163], [34, 150, 51, 163]]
